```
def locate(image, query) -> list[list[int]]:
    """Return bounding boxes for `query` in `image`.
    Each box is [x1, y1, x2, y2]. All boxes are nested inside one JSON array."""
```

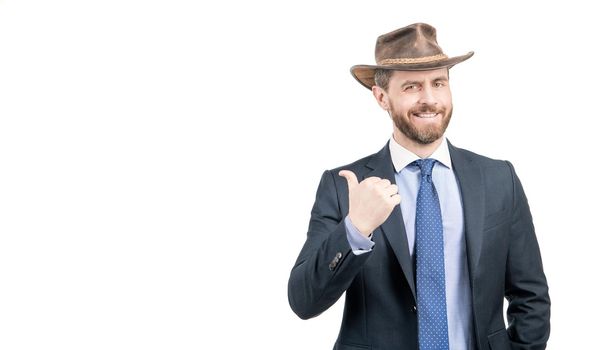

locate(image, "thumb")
[[338, 170, 358, 189]]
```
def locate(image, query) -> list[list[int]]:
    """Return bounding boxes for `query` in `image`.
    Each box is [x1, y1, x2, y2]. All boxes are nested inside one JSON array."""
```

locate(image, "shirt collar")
[[388, 134, 452, 173]]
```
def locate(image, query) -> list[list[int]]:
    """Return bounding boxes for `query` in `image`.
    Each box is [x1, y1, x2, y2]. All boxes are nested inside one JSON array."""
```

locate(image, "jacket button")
[[329, 252, 343, 271], [412, 305, 417, 313]]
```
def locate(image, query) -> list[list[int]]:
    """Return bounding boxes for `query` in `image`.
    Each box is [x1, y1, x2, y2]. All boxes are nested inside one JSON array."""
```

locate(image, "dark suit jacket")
[[288, 140, 550, 350]]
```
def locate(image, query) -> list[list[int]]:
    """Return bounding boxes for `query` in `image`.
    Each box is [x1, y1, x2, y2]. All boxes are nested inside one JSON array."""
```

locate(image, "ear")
[[372, 85, 390, 111]]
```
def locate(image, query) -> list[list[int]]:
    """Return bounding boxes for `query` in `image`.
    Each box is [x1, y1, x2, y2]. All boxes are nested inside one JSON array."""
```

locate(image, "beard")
[[391, 104, 452, 145]]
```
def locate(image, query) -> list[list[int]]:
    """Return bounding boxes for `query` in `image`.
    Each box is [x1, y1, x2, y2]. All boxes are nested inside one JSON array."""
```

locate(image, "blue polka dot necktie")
[[414, 158, 449, 350]]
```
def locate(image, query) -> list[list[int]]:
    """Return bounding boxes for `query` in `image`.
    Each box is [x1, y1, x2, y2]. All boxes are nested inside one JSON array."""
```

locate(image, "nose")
[[417, 86, 437, 105]]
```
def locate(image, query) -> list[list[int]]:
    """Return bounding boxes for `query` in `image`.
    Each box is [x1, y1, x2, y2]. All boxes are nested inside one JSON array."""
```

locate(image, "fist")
[[338, 170, 401, 237]]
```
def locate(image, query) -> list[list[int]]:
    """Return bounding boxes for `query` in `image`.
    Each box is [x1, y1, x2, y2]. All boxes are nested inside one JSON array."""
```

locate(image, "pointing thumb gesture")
[[338, 169, 401, 237], [338, 170, 359, 189]]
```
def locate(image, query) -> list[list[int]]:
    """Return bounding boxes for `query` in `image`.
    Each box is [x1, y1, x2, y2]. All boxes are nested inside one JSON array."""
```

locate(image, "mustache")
[[408, 105, 445, 114]]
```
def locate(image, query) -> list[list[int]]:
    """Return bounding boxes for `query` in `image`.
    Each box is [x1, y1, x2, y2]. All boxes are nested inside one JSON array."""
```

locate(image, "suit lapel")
[[362, 140, 486, 299], [448, 141, 485, 277], [365, 141, 416, 300]]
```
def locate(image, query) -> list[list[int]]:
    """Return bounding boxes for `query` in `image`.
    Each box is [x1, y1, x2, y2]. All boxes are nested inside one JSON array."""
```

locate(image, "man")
[[288, 23, 550, 350]]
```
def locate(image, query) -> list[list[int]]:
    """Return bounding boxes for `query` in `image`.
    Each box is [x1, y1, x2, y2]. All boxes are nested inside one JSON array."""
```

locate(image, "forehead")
[[390, 68, 449, 82]]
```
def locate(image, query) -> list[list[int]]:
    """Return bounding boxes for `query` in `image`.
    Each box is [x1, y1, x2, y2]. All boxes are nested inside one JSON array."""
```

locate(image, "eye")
[[433, 81, 447, 88], [403, 84, 418, 91]]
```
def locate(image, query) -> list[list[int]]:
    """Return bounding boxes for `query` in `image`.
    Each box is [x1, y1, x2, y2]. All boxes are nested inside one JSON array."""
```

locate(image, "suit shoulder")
[[328, 151, 379, 174], [452, 144, 510, 169]]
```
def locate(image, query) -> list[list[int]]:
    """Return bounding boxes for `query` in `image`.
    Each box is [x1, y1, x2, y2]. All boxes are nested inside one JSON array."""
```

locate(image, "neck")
[[392, 129, 444, 159]]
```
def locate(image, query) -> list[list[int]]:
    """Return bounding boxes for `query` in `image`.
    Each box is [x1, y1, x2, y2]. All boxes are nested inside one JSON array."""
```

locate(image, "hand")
[[338, 170, 401, 237]]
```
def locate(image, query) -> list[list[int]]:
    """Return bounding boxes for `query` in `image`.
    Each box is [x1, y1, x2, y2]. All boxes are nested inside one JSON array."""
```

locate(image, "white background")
[[0, 0, 601, 349]]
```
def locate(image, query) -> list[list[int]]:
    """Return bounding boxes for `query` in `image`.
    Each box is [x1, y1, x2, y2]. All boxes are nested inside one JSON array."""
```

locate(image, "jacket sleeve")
[[288, 169, 372, 320], [504, 161, 551, 349]]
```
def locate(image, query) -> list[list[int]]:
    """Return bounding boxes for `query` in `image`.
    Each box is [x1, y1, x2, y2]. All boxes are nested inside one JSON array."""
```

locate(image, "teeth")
[[414, 113, 437, 118]]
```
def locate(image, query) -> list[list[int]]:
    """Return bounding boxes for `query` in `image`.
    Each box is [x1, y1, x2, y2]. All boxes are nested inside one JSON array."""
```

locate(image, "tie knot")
[[414, 158, 437, 177]]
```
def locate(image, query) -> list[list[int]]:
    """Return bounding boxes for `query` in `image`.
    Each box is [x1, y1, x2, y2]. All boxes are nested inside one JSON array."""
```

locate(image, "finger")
[[338, 170, 359, 188], [389, 194, 402, 205], [377, 178, 391, 187], [384, 184, 399, 196], [363, 176, 383, 184]]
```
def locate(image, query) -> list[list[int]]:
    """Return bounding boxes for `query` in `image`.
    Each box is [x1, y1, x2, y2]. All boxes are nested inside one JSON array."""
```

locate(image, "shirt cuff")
[[344, 215, 375, 255]]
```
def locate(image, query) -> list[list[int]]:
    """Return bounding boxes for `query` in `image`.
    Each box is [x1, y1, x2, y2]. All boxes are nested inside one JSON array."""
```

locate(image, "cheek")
[[438, 90, 452, 106], [391, 100, 415, 115]]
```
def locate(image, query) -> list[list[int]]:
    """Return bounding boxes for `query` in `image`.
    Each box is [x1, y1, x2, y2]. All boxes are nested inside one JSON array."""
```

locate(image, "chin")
[[415, 135, 442, 145]]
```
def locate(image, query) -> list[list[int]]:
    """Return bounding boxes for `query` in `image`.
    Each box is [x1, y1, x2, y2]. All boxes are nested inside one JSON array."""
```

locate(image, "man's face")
[[377, 68, 453, 145]]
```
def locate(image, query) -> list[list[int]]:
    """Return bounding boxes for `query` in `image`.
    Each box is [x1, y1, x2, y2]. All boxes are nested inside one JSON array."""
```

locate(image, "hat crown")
[[349, 23, 473, 89], [375, 23, 445, 65]]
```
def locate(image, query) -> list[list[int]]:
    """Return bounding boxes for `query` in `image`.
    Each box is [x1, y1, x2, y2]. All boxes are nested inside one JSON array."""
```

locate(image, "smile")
[[412, 112, 439, 118]]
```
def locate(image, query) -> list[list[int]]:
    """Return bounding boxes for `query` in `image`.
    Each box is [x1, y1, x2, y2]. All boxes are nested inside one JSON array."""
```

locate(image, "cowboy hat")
[[350, 23, 474, 89]]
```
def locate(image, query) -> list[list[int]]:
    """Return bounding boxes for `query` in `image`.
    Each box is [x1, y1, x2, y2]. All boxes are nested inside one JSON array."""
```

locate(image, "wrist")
[[348, 215, 373, 237]]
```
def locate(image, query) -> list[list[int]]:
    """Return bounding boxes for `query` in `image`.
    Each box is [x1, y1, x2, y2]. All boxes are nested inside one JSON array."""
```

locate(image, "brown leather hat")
[[351, 23, 474, 89]]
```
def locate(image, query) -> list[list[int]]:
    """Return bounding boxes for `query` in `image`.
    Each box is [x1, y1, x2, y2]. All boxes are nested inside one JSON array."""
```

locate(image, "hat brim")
[[350, 51, 474, 90]]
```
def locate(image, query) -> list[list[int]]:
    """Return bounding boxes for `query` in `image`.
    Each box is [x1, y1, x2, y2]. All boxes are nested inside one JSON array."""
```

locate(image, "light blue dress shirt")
[[344, 136, 474, 349]]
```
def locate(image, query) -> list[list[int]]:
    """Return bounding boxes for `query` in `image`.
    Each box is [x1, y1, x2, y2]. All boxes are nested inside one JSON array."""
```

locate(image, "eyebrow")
[[432, 75, 449, 82], [400, 80, 421, 87], [400, 76, 449, 87]]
